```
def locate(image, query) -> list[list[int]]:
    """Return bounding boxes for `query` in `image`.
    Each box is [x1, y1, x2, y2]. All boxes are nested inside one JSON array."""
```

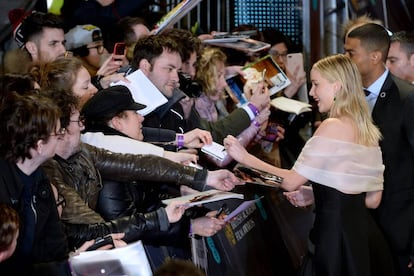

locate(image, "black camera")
[[178, 72, 202, 98], [85, 235, 114, 251]]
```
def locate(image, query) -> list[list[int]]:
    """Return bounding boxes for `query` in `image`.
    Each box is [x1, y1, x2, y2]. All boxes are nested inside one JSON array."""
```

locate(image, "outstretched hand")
[[191, 214, 226, 237], [247, 83, 271, 111], [163, 151, 198, 164], [206, 169, 245, 191], [165, 201, 188, 223], [183, 128, 213, 148], [74, 233, 127, 255], [223, 135, 249, 163]]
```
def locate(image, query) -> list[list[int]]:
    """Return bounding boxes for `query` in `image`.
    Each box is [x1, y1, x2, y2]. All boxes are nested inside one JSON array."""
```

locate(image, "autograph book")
[[226, 55, 291, 98], [162, 189, 244, 207], [233, 164, 283, 188], [270, 96, 312, 115]]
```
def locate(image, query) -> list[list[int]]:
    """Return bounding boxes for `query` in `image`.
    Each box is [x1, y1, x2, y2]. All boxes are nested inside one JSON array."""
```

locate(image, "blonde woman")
[[224, 54, 394, 275], [194, 47, 229, 122]]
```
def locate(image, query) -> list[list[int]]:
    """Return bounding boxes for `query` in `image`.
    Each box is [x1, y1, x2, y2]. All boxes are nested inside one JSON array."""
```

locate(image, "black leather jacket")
[[42, 143, 207, 246], [0, 158, 70, 275], [64, 207, 169, 248], [96, 179, 208, 247]]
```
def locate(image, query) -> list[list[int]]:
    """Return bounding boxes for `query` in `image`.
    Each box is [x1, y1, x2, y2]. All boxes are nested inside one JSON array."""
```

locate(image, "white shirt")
[[365, 68, 389, 113], [81, 132, 164, 156]]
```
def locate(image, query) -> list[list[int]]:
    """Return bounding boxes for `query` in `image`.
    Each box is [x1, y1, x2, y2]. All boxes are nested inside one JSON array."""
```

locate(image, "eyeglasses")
[[269, 50, 288, 60], [70, 116, 85, 127], [50, 127, 66, 137], [56, 193, 66, 208], [87, 45, 105, 55]]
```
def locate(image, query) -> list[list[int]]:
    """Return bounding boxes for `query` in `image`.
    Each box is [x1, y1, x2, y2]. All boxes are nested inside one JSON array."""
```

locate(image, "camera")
[[85, 235, 114, 251], [178, 72, 202, 98]]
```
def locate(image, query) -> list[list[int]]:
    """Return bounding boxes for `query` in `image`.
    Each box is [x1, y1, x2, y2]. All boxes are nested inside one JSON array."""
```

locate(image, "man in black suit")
[[345, 23, 414, 276]]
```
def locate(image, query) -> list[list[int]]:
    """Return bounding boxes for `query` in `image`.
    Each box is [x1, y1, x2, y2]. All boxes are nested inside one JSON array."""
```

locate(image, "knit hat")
[[65, 25, 103, 50]]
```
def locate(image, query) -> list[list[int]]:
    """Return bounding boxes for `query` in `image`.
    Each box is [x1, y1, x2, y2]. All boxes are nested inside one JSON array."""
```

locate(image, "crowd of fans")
[[1, 2, 414, 276]]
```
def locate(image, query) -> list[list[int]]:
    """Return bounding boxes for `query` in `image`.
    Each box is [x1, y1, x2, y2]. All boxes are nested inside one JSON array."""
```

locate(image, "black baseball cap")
[[81, 85, 146, 120]]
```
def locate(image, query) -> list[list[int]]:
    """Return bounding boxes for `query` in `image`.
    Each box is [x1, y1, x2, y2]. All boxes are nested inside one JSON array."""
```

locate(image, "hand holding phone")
[[113, 42, 126, 62], [285, 53, 308, 101], [286, 53, 304, 75]]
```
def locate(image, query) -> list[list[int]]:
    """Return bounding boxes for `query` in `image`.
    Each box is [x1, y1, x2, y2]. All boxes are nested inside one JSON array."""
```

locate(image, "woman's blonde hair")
[[196, 47, 227, 98], [312, 54, 381, 145]]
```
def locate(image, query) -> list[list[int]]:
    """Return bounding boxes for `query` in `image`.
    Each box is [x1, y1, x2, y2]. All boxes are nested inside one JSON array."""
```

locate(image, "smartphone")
[[113, 42, 126, 61], [225, 74, 248, 105], [286, 53, 304, 75], [286, 53, 309, 102], [113, 42, 126, 55]]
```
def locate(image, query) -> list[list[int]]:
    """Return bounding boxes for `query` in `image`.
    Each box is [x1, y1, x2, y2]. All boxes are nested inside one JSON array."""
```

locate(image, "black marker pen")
[[215, 203, 227, 218]]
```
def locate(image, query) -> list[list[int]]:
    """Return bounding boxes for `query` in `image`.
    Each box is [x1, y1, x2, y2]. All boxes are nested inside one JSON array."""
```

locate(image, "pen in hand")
[[215, 203, 227, 218], [222, 137, 243, 152], [261, 68, 267, 83]]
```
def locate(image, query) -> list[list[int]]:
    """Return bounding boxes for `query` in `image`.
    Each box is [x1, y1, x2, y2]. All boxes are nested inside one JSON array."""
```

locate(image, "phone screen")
[[226, 75, 248, 105]]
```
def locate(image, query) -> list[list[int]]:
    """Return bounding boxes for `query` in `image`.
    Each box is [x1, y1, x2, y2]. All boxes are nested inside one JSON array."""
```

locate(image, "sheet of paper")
[[270, 96, 312, 115], [111, 69, 168, 116]]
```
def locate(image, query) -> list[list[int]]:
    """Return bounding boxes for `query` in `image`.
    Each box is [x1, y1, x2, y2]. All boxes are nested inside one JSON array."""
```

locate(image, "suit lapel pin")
[[380, 92, 386, 98]]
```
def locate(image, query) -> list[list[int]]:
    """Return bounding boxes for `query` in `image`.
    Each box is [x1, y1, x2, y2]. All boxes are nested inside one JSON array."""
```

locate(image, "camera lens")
[[178, 72, 202, 98]]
